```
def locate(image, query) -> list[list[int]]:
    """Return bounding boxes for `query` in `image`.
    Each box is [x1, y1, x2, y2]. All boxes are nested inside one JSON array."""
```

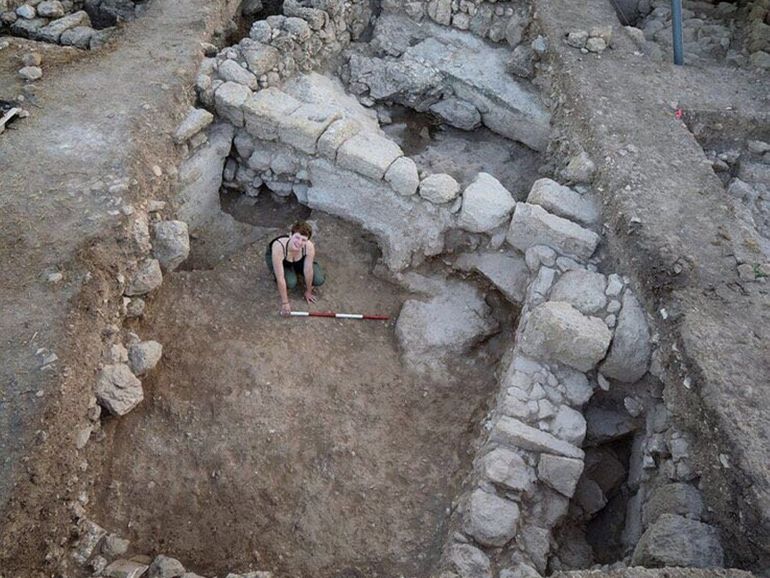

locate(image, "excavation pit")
[[93, 212, 500, 577]]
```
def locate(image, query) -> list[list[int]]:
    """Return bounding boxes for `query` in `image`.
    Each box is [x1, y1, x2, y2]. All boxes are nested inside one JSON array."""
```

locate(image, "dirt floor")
[[92, 210, 499, 578]]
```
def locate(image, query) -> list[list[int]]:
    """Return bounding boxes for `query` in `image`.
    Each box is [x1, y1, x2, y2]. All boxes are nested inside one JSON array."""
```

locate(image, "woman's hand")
[[304, 290, 317, 304], [280, 302, 291, 317]]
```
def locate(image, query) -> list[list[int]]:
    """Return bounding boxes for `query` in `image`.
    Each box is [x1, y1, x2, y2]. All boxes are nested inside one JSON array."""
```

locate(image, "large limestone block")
[[385, 156, 419, 196], [242, 88, 301, 140], [147, 555, 185, 578], [643, 483, 705, 526], [458, 172, 516, 232], [429, 97, 481, 130], [419, 173, 460, 203], [396, 279, 497, 369], [490, 416, 584, 459], [336, 132, 403, 180], [527, 178, 599, 225], [177, 123, 235, 227], [214, 81, 253, 127], [278, 103, 340, 154], [95, 364, 143, 416], [218, 59, 258, 90], [506, 203, 600, 261], [537, 454, 584, 497], [519, 301, 611, 371], [480, 447, 535, 492], [240, 39, 280, 76], [550, 405, 587, 446], [464, 489, 520, 547], [599, 291, 651, 383], [317, 118, 361, 160], [631, 514, 724, 568], [454, 250, 529, 304], [174, 108, 214, 144], [307, 159, 452, 270], [152, 221, 190, 272], [549, 269, 607, 314]]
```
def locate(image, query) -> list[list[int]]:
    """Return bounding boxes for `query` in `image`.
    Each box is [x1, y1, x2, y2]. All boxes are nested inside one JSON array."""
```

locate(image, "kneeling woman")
[[265, 220, 325, 316]]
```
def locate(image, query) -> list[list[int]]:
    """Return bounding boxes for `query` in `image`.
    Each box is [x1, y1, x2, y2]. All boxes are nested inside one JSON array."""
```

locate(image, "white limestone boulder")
[[549, 269, 607, 315], [337, 132, 403, 180], [242, 87, 301, 140], [395, 279, 497, 371], [527, 178, 599, 225], [506, 203, 600, 261], [458, 172, 516, 233], [419, 173, 460, 204], [519, 301, 611, 372], [173, 108, 214, 144], [464, 489, 520, 547], [453, 250, 529, 304], [490, 416, 584, 459], [385, 156, 419, 196], [217, 59, 258, 90], [537, 454, 584, 497], [214, 82, 252, 127], [599, 291, 651, 383]]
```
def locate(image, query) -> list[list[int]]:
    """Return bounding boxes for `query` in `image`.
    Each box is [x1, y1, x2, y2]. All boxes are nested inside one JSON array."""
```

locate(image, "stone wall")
[[381, 0, 531, 47], [195, 0, 371, 99], [0, 0, 143, 48]]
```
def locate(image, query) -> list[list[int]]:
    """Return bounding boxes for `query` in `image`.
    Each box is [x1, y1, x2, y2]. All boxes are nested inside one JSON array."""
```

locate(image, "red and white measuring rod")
[[289, 311, 389, 321]]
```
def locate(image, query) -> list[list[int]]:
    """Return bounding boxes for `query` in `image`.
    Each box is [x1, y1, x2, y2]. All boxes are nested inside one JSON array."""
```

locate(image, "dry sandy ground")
[[92, 212, 500, 577]]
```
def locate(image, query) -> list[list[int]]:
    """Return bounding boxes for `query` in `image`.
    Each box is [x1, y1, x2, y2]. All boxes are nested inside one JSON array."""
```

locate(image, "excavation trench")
[[73, 0, 765, 574], [92, 196, 507, 577]]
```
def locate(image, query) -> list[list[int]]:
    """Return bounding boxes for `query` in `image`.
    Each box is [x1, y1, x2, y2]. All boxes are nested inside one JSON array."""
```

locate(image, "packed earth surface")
[[0, 0, 768, 577]]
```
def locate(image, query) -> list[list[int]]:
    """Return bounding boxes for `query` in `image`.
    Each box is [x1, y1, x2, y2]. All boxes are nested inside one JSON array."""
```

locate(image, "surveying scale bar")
[[289, 311, 389, 321]]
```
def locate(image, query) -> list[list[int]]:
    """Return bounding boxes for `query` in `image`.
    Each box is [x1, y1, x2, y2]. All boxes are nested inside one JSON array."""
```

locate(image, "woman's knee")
[[285, 271, 298, 289], [312, 264, 326, 287]]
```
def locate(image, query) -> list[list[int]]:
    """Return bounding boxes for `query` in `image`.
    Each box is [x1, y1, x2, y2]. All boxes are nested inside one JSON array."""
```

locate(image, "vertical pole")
[[671, 0, 684, 65]]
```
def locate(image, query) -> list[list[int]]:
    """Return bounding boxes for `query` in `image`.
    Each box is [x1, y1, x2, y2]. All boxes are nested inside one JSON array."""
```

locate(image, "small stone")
[[562, 151, 596, 184], [95, 364, 143, 416], [102, 559, 149, 578], [75, 425, 92, 449], [458, 172, 516, 233], [125, 259, 163, 296], [147, 555, 185, 578], [21, 52, 41, 67], [585, 36, 607, 53], [16, 4, 36, 18], [36, 0, 64, 18], [102, 534, 130, 559], [18, 66, 42, 81], [566, 30, 588, 48], [128, 341, 163, 376], [152, 221, 190, 272], [448, 543, 491, 578], [126, 298, 145, 318]]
